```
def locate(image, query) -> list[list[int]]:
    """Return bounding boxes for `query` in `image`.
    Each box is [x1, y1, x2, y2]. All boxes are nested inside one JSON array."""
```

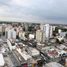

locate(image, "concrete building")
[[45, 24, 50, 40], [0, 53, 5, 67], [24, 23, 29, 31], [0, 25, 2, 36], [6, 27, 16, 39], [27, 47, 40, 57], [58, 29, 62, 34], [40, 24, 53, 42], [44, 62, 64, 67], [29, 33, 35, 40], [7, 39, 16, 51], [49, 26, 53, 38], [36, 29, 43, 43], [19, 31, 26, 40]]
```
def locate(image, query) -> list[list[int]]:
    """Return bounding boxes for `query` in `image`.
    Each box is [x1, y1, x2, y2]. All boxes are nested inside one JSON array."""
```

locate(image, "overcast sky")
[[0, 0, 67, 24]]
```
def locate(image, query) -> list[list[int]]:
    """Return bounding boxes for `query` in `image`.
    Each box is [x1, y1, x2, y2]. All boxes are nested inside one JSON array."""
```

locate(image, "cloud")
[[0, 6, 8, 15], [9, 0, 33, 7], [0, 0, 67, 24]]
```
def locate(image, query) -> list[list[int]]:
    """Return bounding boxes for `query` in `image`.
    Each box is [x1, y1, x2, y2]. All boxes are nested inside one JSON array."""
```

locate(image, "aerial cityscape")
[[0, 0, 67, 67], [0, 22, 66, 67]]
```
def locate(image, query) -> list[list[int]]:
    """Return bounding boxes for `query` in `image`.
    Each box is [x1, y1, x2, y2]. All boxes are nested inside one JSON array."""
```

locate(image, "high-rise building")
[[45, 24, 50, 40], [40, 24, 53, 42], [40, 24, 45, 42], [24, 23, 29, 31], [49, 26, 53, 38], [0, 25, 2, 36], [19, 31, 26, 40], [6, 27, 16, 39], [40, 24, 50, 42], [36, 24, 53, 43], [36, 29, 43, 43]]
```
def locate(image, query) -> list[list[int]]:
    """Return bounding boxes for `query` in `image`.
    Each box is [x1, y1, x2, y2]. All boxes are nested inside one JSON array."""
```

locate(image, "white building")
[[45, 24, 50, 40], [6, 27, 16, 39], [42, 24, 52, 41], [29, 34, 35, 40], [27, 47, 40, 57], [0, 53, 5, 67], [7, 39, 16, 51], [44, 62, 64, 67], [16, 48, 32, 61], [60, 32, 67, 37], [40, 24, 53, 42], [58, 29, 62, 34], [49, 26, 53, 38]]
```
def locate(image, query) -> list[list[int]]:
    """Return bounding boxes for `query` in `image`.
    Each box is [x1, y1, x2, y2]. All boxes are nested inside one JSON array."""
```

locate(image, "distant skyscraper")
[[45, 24, 50, 39], [36, 29, 43, 43], [24, 23, 28, 31], [0, 25, 2, 36], [49, 26, 53, 38], [41, 24, 50, 41], [40, 24, 53, 42], [7, 28, 16, 39], [36, 24, 53, 43]]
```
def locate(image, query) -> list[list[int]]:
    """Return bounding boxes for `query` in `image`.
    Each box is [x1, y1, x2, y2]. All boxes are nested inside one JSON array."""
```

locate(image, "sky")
[[0, 0, 67, 24]]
